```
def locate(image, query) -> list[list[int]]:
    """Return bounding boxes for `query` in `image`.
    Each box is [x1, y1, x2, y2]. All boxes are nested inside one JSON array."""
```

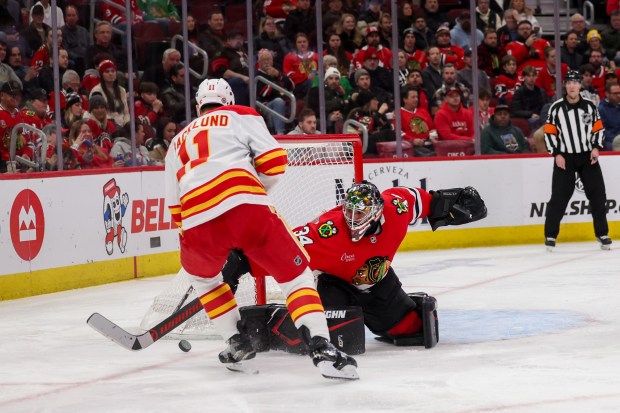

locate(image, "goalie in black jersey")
[[224, 181, 487, 351]]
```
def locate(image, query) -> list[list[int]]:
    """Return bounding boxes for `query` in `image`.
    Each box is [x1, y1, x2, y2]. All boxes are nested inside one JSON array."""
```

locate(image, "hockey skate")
[[300, 326, 359, 380], [545, 237, 556, 252], [597, 236, 612, 251], [219, 332, 256, 364]]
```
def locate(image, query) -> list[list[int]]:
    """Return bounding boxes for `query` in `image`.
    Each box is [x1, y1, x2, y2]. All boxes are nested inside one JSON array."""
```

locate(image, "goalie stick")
[[87, 297, 203, 351]]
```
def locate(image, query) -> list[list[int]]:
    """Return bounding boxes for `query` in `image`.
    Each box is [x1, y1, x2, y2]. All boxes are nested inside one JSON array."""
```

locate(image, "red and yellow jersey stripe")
[[199, 283, 237, 320], [254, 148, 287, 176], [180, 169, 267, 220]]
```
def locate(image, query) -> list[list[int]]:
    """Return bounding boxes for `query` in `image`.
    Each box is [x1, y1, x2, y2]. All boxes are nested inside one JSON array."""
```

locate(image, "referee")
[[543, 70, 612, 251]]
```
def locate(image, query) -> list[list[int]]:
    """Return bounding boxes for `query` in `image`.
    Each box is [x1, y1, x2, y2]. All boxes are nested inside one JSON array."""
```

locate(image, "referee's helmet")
[[564, 70, 582, 83]]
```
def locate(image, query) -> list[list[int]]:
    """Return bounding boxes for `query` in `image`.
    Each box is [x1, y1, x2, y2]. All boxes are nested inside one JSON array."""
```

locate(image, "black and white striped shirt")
[[543, 96, 605, 156]]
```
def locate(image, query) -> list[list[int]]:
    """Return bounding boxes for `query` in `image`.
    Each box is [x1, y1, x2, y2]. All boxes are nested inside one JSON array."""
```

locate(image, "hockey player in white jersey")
[[164, 78, 358, 380]]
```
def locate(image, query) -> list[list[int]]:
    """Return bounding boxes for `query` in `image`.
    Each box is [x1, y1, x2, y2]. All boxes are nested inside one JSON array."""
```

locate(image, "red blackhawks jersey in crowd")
[[101, 0, 142, 24], [0, 108, 25, 161], [438, 45, 465, 70], [292, 187, 432, 290], [400, 107, 434, 141]]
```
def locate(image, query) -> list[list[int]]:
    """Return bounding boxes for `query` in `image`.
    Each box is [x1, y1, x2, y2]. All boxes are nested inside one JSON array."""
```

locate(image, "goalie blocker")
[[239, 292, 438, 355]]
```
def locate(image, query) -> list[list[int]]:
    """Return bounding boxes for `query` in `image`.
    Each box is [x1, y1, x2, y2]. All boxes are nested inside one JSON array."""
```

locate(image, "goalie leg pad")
[[408, 293, 439, 349], [240, 305, 366, 355]]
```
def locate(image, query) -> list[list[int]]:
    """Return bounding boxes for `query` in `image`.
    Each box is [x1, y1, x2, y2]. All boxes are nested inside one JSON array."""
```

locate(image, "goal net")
[[139, 135, 363, 339]]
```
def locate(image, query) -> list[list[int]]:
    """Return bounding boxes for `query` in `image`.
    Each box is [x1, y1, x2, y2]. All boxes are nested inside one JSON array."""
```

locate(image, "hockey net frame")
[[139, 135, 363, 339]]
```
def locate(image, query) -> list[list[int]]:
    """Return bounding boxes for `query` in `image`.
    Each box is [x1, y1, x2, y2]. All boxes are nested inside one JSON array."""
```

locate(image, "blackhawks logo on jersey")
[[351, 256, 391, 286], [392, 197, 409, 214], [317, 220, 337, 238]]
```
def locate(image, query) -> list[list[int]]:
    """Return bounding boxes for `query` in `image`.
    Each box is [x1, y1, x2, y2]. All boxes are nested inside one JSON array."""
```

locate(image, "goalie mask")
[[343, 181, 384, 242]]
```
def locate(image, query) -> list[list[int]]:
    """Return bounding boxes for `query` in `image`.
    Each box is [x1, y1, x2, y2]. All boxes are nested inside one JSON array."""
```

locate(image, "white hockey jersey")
[[164, 105, 288, 231]]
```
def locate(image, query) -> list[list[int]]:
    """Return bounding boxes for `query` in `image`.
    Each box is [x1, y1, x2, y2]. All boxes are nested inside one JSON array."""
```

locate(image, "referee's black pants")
[[545, 152, 609, 239]]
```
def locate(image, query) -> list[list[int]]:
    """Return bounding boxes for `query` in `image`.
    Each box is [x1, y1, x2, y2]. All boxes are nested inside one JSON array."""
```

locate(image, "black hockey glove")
[[428, 186, 487, 231], [222, 249, 251, 293]]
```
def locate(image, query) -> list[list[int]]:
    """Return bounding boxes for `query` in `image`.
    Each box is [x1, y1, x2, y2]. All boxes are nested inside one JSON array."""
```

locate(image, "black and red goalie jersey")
[[293, 187, 432, 289]]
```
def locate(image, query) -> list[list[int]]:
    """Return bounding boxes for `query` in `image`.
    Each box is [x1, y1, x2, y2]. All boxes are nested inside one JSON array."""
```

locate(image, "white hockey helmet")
[[196, 78, 235, 110]]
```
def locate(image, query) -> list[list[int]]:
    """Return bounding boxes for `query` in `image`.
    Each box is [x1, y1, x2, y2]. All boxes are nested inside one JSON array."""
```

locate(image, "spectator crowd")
[[1, 0, 620, 173]]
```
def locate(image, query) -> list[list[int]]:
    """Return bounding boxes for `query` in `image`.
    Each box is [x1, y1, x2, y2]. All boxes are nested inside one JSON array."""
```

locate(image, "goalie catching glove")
[[428, 186, 487, 231]]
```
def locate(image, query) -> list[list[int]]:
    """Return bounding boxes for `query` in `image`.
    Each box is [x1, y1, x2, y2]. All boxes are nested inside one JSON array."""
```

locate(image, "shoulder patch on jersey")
[[391, 197, 409, 214], [317, 220, 338, 238], [24, 110, 36, 117]]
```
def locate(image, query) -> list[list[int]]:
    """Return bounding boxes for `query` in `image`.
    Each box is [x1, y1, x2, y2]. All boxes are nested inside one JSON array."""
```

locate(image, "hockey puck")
[[178, 339, 192, 352]]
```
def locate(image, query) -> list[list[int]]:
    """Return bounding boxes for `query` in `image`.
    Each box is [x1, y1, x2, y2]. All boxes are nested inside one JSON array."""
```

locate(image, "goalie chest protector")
[[240, 305, 366, 355]]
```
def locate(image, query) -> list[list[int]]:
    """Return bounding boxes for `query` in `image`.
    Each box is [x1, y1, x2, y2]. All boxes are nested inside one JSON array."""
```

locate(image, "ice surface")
[[1, 242, 619, 413]]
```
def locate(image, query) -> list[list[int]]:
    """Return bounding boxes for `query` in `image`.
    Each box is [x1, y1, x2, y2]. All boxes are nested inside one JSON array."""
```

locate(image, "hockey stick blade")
[[87, 297, 204, 351]]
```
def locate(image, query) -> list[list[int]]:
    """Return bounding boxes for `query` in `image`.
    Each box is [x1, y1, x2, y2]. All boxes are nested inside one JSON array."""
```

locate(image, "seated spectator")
[[324, 30, 353, 77], [101, 0, 143, 43], [378, 12, 393, 49], [197, 11, 226, 69], [512, 64, 547, 129], [422, 0, 448, 33], [588, 50, 608, 98], [21, 88, 52, 133], [431, 63, 471, 115], [478, 29, 506, 77], [349, 68, 393, 114], [89, 60, 129, 127], [68, 120, 111, 169], [505, 20, 549, 69], [509, 0, 541, 34], [338, 13, 363, 54], [318, 54, 353, 99], [401, 28, 427, 72], [358, 0, 382, 24], [138, 0, 179, 35], [421, 46, 443, 106], [579, 64, 601, 106], [359, 46, 393, 94], [352, 25, 393, 70], [531, 102, 552, 153], [412, 14, 434, 52], [284, 32, 319, 98], [585, 30, 610, 67], [601, 10, 620, 65], [399, 84, 436, 155], [41, 124, 75, 171], [146, 117, 176, 163], [434, 87, 474, 141], [450, 12, 484, 49], [561, 30, 585, 71], [405, 69, 429, 110], [345, 90, 394, 154], [288, 107, 320, 134], [255, 16, 289, 71], [210, 30, 250, 106], [20, 4, 49, 60], [307, 67, 347, 133], [477, 88, 495, 130], [49, 70, 88, 115], [397, 1, 415, 35], [86, 21, 127, 71], [255, 49, 294, 134], [61, 4, 92, 74], [0, 81, 26, 171], [84, 94, 116, 152], [110, 121, 154, 166], [5, 46, 36, 88], [598, 82, 620, 151], [458, 47, 490, 93], [141, 48, 181, 92], [497, 8, 518, 49], [476, 0, 502, 32], [160, 63, 188, 125], [569, 13, 589, 55], [62, 92, 84, 130], [134, 81, 163, 127], [494, 55, 521, 103], [30, 0, 64, 28], [435, 24, 465, 70], [283, 0, 315, 45], [481, 104, 530, 154], [31, 25, 61, 68], [0, 40, 22, 88], [535, 46, 569, 98], [38, 48, 69, 96]]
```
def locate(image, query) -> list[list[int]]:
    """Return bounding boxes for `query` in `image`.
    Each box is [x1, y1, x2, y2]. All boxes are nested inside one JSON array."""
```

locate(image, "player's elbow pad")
[[428, 186, 487, 231]]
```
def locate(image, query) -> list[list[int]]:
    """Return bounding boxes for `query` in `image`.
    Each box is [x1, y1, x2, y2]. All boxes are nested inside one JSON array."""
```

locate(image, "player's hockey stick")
[[87, 297, 203, 351]]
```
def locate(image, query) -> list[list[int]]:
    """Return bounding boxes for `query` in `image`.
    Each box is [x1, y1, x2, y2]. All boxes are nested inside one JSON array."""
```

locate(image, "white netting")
[[139, 137, 361, 339]]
